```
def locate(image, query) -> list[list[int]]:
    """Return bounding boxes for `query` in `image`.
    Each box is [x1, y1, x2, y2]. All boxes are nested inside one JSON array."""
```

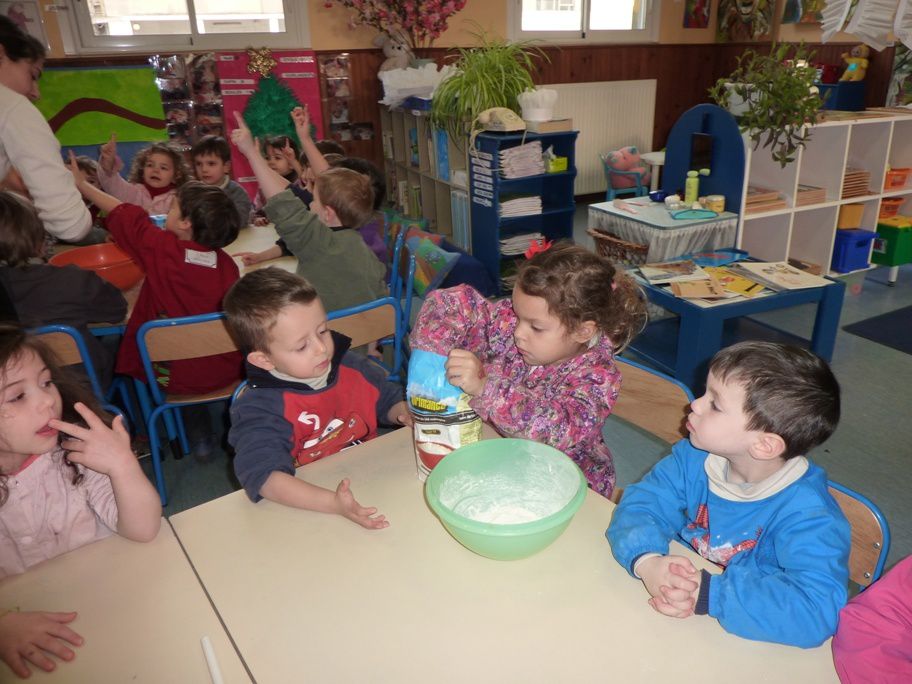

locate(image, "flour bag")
[[407, 349, 482, 480]]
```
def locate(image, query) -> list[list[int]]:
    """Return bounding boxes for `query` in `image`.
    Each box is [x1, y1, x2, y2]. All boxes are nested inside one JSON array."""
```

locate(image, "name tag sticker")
[[185, 249, 217, 268]]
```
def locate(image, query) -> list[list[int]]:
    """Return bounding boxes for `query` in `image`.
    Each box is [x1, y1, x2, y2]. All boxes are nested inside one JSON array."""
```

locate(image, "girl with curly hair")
[[96, 134, 190, 215]]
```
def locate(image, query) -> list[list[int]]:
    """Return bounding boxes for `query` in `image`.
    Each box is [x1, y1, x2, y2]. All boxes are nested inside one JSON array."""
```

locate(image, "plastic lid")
[[687, 170, 698, 177]]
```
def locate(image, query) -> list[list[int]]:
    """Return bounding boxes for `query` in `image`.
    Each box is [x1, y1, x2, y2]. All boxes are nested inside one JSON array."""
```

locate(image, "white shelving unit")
[[378, 107, 469, 244], [736, 112, 912, 276]]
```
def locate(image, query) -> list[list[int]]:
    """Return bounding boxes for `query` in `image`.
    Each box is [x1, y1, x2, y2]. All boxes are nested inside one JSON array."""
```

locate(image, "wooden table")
[[170, 428, 839, 683], [0, 522, 250, 682]]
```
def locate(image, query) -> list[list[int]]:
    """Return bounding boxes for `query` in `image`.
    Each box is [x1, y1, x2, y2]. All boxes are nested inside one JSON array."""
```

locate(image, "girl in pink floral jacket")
[[410, 242, 646, 498]]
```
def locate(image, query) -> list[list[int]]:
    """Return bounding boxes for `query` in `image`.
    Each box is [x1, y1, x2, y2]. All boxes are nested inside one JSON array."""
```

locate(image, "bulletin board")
[[216, 49, 324, 200]]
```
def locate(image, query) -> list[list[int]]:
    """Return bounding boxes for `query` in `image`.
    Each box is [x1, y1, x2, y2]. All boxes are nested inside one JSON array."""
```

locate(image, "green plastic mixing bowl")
[[425, 439, 587, 560]]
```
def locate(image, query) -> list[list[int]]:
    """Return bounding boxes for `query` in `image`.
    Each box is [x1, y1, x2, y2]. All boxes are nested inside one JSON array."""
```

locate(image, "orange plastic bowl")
[[49, 244, 144, 290]]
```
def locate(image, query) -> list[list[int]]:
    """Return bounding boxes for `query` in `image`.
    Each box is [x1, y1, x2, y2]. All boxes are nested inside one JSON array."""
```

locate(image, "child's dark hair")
[[0, 190, 44, 266], [709, 341, 840, 459], [0, 15, 45, 62], [315, 139, 344, 156], [73, 155, 100, 177], [224, 268, 319, 353], [516, 242, 646, 352], [191, 135, 231, 163], [263, 135, 300, 157], [0, 324, 112, 506], [176, 181, 241, 249], [127, 142, 191, 186], [315, 167, 374, 228], [331, 157, 386, 211]]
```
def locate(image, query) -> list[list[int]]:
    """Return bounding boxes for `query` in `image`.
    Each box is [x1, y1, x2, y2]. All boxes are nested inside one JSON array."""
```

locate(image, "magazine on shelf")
[[670, 277, 727, 299], [638, 259, 707, 284], [728, 261, 831, 291]]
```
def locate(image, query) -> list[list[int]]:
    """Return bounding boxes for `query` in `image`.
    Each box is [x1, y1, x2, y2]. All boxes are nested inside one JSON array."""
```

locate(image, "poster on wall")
[[33, 67, 167, 146], [1, 1, 47, 48], [717, 0, 773, 41], [683, 0, 711, 28], [781, 0, 825, 24], [887, 44, 912, 106], [217, 48, 324, 200]]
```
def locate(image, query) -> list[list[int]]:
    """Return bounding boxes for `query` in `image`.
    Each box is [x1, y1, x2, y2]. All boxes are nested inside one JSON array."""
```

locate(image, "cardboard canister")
[[704, 195, 725, 213]]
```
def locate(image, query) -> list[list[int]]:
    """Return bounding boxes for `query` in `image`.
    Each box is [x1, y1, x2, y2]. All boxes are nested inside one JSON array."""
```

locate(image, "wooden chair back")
[[828, 483, 890, 588], [36, 330, 84, 366], [143, 318, 238, 364], [329, 304, 397, 349], [613, 358, 693, 445]]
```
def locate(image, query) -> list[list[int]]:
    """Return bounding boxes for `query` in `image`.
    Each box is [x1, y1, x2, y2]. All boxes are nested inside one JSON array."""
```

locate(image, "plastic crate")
[[879, 197, 904, 218], [831, 228, 878, 273], [872, 218, 912, 266], [884, 167, 911, 189]]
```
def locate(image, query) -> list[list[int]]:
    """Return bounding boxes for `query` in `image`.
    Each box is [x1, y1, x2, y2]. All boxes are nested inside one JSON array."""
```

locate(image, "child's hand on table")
[[637, 555, 700, 618], [230, 111, 259, 158], [232, 251, 267, 267], [333, 478, 389, 530], [0, 610, 83, 679], [445, 349, 486, 396]]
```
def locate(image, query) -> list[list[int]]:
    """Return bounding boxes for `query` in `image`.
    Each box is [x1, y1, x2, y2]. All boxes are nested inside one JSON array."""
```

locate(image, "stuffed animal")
[[840, 44, 870, 82], [602, 146, 651, 189], [374, 32, 412, 74]]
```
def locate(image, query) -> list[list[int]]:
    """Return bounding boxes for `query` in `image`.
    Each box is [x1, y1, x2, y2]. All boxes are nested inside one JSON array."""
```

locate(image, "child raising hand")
[[0, 324, 161, 678], [410, 242, 646, 499]]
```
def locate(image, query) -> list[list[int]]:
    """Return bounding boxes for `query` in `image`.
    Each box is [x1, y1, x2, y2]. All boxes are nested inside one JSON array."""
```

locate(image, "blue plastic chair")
[[29, 324, 128, 423], [827, 481, 890, 589], [600, 152, 649, 201], [135, 312, 242, 505]]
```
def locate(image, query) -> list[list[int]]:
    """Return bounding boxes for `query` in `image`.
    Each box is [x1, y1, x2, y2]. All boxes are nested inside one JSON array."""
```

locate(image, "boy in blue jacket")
[[223, 268, 410, 529], [606, 341, 850, 648]]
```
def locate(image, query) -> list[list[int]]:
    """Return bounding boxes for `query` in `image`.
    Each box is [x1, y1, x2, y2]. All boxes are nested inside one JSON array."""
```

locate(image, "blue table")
[[627, 279, 846, 394]]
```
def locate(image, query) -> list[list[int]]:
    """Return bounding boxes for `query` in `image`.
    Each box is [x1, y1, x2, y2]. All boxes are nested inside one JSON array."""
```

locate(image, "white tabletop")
[[170, 429, 838, 683], [0, 521, 250, 682], [225, 223, 297, 275]]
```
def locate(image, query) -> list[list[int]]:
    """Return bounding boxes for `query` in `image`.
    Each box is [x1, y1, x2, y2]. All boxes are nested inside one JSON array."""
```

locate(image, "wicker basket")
[[587, 228, 649, 266]]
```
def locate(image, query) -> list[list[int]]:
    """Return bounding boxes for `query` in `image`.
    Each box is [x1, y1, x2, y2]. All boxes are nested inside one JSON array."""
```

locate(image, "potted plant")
[[430, 31, 547, 145], [709, 43, 823, 167]]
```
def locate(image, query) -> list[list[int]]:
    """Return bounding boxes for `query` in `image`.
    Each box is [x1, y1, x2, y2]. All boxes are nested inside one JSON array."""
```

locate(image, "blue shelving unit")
[[470, 131, 578, 293]]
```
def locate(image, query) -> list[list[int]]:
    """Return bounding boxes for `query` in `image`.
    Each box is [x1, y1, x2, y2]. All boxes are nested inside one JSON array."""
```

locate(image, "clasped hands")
[[637, 555, 701, 618]]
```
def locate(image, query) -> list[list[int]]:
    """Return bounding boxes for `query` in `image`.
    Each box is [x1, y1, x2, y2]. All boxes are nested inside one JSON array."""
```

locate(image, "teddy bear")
[[374, 32, 413, 75], [602, 146, 651, 189], [840, 44, 870, 82]]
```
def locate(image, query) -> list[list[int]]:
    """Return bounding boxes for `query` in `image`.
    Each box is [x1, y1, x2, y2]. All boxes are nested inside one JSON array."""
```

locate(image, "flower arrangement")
[[329, 0, 467, 49]]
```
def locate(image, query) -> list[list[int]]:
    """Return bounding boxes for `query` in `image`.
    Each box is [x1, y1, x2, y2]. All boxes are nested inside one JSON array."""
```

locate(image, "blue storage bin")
[[832, 229, 878, 273]]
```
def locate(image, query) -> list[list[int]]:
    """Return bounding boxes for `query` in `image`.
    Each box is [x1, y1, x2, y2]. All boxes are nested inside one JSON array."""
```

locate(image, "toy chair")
[[328, 253, 415, 383], [29, 323, 130, 424], [827, 481, 890, 589], [600, 147, 651, 201], [604, 356, 695, 503], [135, 312, 242, 505]]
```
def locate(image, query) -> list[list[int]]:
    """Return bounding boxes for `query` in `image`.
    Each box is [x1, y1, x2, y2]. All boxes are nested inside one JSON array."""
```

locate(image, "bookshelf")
[[736, 111, 912, 276], [378, 106, 469, 247], [470, 130, 578, 293]]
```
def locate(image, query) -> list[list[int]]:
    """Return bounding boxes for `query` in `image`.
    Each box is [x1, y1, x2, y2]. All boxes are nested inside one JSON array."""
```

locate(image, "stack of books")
[[499, 140, 545, 179], [638, 260, 708, 285], [524, 118, 573, 133], [499, 195, 542, 217], [727, 261, 831, 290], [638, 259, 769, 303], [500, 232, 545, 256], [842, 168, 872, 198], [745, 186, 788, 214], [795, 184, 826, 206]]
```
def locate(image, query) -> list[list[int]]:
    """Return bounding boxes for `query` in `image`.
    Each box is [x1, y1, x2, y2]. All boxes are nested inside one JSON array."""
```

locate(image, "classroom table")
[[589, 197, 738, 262], [629, 276, 846, 394], [224, 222, 297, 275], [0, 521, 250, 683], [169, 428, 839, 683]]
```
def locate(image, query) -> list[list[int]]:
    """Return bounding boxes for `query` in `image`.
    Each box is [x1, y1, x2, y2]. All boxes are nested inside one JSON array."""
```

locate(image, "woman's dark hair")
[[0, 16, 46, 62], [0, 323, 112, 506]]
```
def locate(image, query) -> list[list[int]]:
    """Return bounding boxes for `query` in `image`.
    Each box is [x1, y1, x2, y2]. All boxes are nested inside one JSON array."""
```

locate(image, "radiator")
[[544, 80, 657, 196]]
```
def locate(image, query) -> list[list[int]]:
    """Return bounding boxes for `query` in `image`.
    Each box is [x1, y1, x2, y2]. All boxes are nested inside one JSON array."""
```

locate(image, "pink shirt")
[[0, 447, 119, 578]]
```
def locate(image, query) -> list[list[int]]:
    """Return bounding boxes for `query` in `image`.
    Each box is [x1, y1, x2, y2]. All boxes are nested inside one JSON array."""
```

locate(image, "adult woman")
[[0, 16, 90, 242]]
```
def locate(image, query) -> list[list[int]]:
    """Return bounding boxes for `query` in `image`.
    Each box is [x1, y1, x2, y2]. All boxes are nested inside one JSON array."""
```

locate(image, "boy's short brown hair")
[[223, 268, 320, 353], [315, 167, 373, 228], [710, 341, 840, 459], [0, 191, 44, 266], [191, 135, 231, 163], [177, 181, 241, 249]]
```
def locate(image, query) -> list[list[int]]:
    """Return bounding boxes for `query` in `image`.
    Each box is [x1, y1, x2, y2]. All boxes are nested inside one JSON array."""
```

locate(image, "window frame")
[[60, 0, 309, 55], [508, 0, 660, 45]]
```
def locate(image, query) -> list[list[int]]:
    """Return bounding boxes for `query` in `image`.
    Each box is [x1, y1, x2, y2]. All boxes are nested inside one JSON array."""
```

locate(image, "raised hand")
[[98, 133, 117, 172], [230, 111, 258, 157], [291, 106, 311, 140], [49, 402, 134, 478]]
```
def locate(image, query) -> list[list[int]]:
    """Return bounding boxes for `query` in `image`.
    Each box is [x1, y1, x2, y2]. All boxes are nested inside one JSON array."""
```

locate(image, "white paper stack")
[[500, 232, 545, 256], [499, 140, 545, 179], [499, 195, 542, 217]]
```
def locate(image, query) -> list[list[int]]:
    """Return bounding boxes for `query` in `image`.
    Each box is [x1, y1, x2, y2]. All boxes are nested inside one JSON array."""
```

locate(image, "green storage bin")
[[873, 218, 912, 266]]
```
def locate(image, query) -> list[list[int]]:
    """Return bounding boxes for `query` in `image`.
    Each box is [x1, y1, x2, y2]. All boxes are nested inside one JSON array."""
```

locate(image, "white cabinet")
[[736, 113, 912, 275]]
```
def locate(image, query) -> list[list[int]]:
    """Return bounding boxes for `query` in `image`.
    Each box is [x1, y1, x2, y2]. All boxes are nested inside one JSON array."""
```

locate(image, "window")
[[63, 0, 308, 53], [511, 0, 659, 43]]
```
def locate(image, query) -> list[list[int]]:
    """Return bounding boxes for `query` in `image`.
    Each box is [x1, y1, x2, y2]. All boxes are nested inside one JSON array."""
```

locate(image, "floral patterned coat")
[[410, 284, 623, 498]]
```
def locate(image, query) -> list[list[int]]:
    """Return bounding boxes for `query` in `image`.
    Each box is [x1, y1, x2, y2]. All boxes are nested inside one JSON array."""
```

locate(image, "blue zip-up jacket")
[[606, 439, 850, 648]]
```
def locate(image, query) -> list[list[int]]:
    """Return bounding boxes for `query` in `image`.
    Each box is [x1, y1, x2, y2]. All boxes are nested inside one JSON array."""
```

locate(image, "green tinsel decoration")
[[243, 75, 303, 148]]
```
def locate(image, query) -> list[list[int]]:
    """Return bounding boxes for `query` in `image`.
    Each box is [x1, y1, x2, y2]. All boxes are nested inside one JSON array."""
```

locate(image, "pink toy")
[[603, 146, 651, 189]]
